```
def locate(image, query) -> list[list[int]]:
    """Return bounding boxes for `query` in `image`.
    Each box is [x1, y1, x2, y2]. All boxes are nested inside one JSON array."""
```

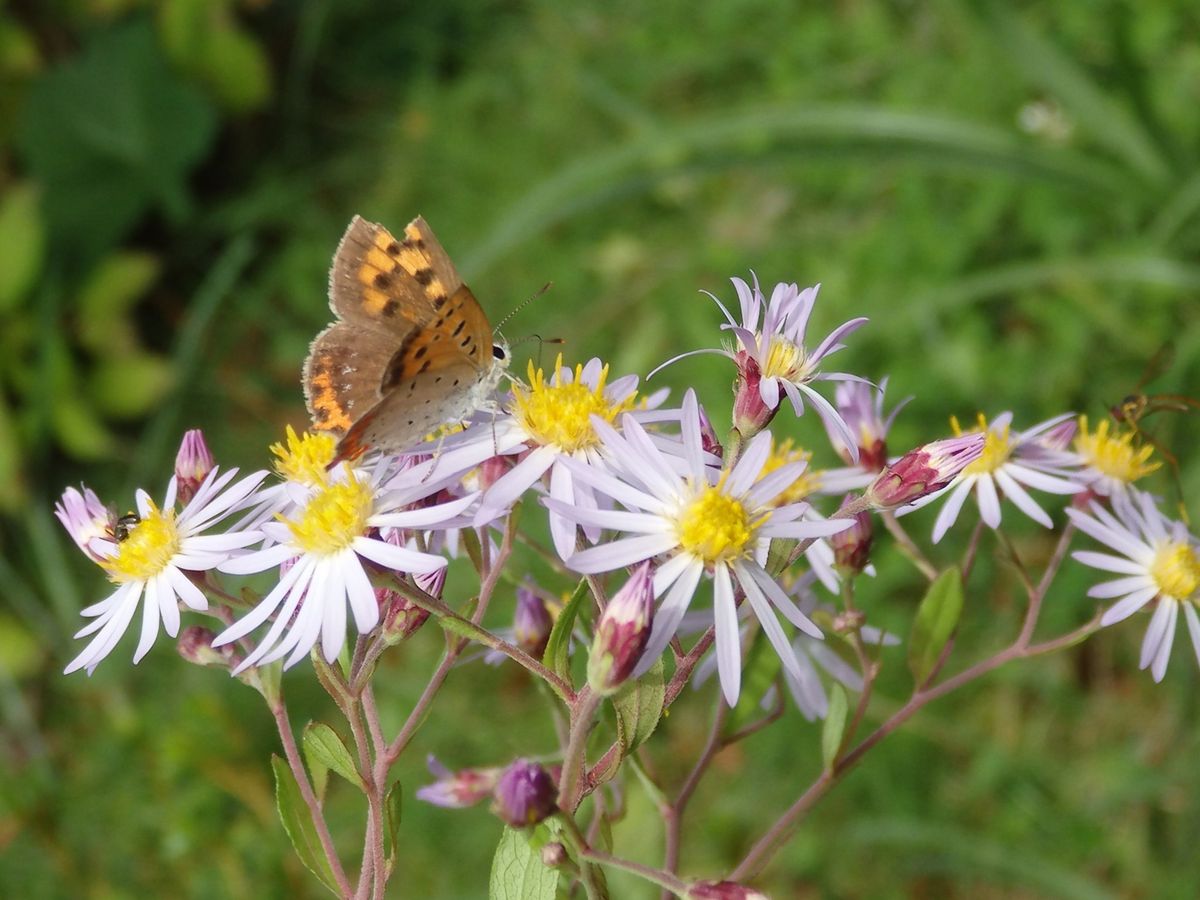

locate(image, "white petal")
[[1071, 550, 1146, 576], [542, 498, 668, 534], [352, 535, 446, 575], [343, 547, 381, 634], [473, 446, 556, 524], [320, 557, 348, 664], [634, 559, 704, 677], [549, 461, 579, 561], [156, 570, 181, 637], [737, 561, 822, 637], [739, 569, 804, 683], [167, 566, 209, 611], [219, 542, 297, 575], [712, 564, 742, 706], [567, 533, 680, 574], [994, 469, 1053, 528], [976, 476, 1002, 528], [214, 555, 311, 647], [1100, 584, 1159, 626], [931, 478, 975, 544], [132, 575, 162, 663], [1088, 575, 1157, 599], [725, 430, 772, 497]]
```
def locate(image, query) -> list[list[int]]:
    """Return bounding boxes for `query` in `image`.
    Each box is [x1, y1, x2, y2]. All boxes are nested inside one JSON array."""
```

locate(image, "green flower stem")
[[558, 688, 603, 812], [878, 512, 939, 582]]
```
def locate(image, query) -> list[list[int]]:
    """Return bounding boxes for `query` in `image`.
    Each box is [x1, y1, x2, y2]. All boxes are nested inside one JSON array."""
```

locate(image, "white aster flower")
[[546, 390, 853, 706], [60, 467, 269, 675], [214, 460, 476, 672], [1071, 415, 1161, 499], [55, 485, 114, 564], [1067, 490, 1200, 682]]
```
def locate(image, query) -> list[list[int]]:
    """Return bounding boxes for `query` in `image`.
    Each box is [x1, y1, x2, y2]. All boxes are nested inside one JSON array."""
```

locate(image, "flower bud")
[[177, 625, 238, 668], [687, 881, 770, 900], [514, 585, 553, 659], [540, 842, 568, 868], [379, 542, 445, 643], [587, 562, 654, 696], [415, 755, 501, 809], [731, 351, 778, 440], [832, 609, 866, 635], [829, 495, 872, 574], [478, 454, 516, 491], [491, 759, 557, 828], [174, 429, 216, 505], [864, 434, 984, 510], [697, 404, 724, 460]]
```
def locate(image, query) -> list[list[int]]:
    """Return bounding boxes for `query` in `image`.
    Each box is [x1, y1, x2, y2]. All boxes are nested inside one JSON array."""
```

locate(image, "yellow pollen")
[[272, 425, 338, 486], [511, 354, 638, 452], [952, 413, 1012, 475], [758, 438, 822, 506], [676, 475, 767, 564], [1149, 542, 1200, 600], [760, 333, 807, 382], [286, 475, 374, 555], [103, 501, 180, 584], [1073, 415, 1159, 485]]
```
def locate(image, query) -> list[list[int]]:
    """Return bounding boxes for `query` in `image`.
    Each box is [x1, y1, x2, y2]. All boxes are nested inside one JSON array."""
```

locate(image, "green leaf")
[[302, 723, 362, 789], [765, 537, 797, 578], [89, 353, 174, 419], [489, 826, 560, 900], [76, 252, 161, 355], [158, 0, 272, 112], [271, 755, 339, 895], [384, 781, 403, 861], [16, 22, 216, 261], [543, 578, 588, 679], [908, 566, 965, 686], [821, 683, 849, 772], [612, 657, 665, 755], [0, 182, 44, 313]]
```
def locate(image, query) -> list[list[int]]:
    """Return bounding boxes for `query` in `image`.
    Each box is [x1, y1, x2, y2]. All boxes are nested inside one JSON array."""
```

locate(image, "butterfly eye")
[[492, 344, 507, 360]]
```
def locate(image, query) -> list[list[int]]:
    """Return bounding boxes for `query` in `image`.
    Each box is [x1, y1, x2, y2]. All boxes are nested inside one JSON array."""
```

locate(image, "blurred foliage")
[[2, 0, 1200, 897]]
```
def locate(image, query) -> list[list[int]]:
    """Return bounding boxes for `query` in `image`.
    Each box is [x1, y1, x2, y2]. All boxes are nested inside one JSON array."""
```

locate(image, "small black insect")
[[114, 512, 141, 542]]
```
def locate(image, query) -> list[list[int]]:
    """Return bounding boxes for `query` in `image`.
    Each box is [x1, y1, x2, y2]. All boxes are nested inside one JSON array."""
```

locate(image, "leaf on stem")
[[543, 578, 588, 679], [908, 566, 964, 686], [613, 657, 665, 755], [302, 722, 363, 790], [271, 754, 340, 895], [384, 781, 403, 862], [821, 683, 849, 771], [488, 826, 560, 900]]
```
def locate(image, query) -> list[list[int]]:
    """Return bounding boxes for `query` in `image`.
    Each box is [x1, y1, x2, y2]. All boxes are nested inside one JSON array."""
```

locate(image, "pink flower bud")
[[687, 881, 770, 900], [491, 759, 557, 827], [697, 404, 724, 460], [731, 352, 778, 439], [177, 625, 238, 669], [416, 755, 501, 808], [514, 585, 553, 659], [830, 495, 872, 573], [587, 562, 654, 695], [174, 430, 216, 505], [864, 433, 984, 510]]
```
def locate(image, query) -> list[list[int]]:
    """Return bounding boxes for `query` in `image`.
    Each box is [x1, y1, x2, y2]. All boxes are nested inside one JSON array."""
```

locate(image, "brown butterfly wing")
[[303, 322, 413, 436]]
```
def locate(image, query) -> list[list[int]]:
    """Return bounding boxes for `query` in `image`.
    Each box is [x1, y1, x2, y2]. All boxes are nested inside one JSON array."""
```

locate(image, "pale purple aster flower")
[[174, 429, 216, 504], [213, 459, 476, 672], [416, 755, 501, 809], [546, 390, 853, 706], [823, 377, 910, 471], [907, 412, 1087, 543], [55, 485, 113, 564], [61, 467, 269, 675], [651, 274, 868, 460], [1066, 490, 1200, 682]]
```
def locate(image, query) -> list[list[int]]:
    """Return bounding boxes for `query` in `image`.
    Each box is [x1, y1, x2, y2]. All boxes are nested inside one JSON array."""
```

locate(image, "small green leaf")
[[821, 683, 849, 772], [271, 755, 339, 895], [0, 182, 44, 313], [384, 781, 403, 860], [543, 578, 588, 679], [908, 566, 965, 686], [76, 252, 161, 354], [766, 537, 797, 578], [488, 826, 560, 900], [89, 353, 174, 419], [612, 657, 665, 755], [302, 723, 362, 789], [461, 527, 485, 573]]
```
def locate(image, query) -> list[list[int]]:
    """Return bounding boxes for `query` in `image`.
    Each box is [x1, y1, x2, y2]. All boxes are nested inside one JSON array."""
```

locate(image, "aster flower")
[[60, 467, 269, 675], [55, 485, 114, 564], [213, 460, 476, 672], [651, 274, 868, 457], [912, 412, 1087, 543], [1066, 490, 1200, 681], [823, 377, 910, 471], [416, 755, 501, 809], [546, 391, 853, 706], [1072, 415, 1160, 498]]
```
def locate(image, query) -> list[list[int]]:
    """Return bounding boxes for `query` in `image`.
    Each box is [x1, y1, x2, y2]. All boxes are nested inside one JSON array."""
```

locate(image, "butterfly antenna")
[[495, 282, 553, 334]]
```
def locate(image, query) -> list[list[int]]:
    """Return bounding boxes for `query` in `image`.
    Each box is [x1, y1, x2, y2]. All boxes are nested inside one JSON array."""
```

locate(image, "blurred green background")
[[3, 1, 1200, 897]]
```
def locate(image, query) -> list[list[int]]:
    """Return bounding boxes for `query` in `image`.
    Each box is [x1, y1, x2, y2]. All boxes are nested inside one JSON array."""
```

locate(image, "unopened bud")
[[177, 625, 238, 668], [697, 405, 724, 459], [687, 881, 770, 900], [514, 585, 553, 659], [174, 430, 216, 505], [478, 454, 516, 491], [491, 758, 557, 828], [587, 562, 654, 695], [380, 546, 445, 643], [1038, 416, 1077, 451], [864, 434, 984, 510], [829, 496, 872, 573], [832, 609, 866, 635], [541, 842, 568, 868], [415, 755, 501, 809], [731, 352, 778, 440]]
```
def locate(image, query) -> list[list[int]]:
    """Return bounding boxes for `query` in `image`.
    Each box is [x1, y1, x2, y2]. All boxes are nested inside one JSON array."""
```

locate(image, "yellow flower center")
[[758, 438, 822, 506], [511, 355, 638, 453], [103, 502, 180, 583], [676, 475, 767, 564], [952, 413, 1012, 475], [1073, 415, 1159, 485], [760, 333, 807, 382], [272, 425, 337, 486], [286, 475, 374, 555], [1150, 541, 1200, 600]]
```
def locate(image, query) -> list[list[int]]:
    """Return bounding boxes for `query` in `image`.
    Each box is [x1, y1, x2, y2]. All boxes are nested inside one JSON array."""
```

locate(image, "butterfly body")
[[303, 216, 508, 460]]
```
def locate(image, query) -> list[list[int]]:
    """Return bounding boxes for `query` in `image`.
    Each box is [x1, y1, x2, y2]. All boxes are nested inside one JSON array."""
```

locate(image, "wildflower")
[[174, 429, 216, 504], [416, 755, 501, 809], [865, 433, 984, 510], [652, 274, 868, 456], [907, 413, 1085, 542], [513, 584, 554, 658], [379, 560, 444, 644], [1073, 415, 1160, 498], [213, 461, 475, 672], [588, 562, 655, 695], [1067, 490, 1200, 681], [60, 467, 268, 675], [824, 377, 909, 471], [491, 759, 557, 827], [547, 391, 852, 705], [829, 496, 872, 574], [55, 485, 113, 564]]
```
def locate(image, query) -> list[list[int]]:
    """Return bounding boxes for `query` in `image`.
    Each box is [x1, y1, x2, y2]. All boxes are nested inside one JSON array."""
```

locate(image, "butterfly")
[[303, 216, 509, 462]]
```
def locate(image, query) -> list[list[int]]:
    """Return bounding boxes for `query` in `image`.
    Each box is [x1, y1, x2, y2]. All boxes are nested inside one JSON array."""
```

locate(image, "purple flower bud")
[[687, 881, 770, 900], [864, 433, 985, 510], [731, 352, 778, 439], [491, 758, 557, 828], [540, 842, 568, 868], [696, 404, 724, 460], [829, 495, 872, 573], [416, 755, 501, 809], [514, 585, 553, 659], [587, 562, 654, 695], [379, 540, 445, 643], [174, 430, 216, 505], [177, 625, 238, 668]]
